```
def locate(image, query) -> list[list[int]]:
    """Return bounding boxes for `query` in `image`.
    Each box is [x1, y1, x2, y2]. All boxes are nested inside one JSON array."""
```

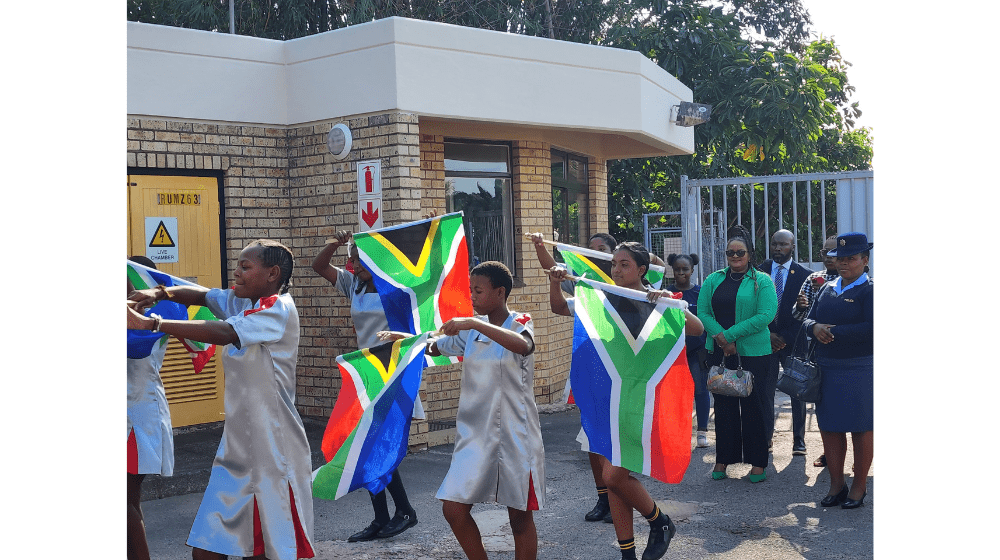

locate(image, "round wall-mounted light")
[[327, 123, 352, 160]]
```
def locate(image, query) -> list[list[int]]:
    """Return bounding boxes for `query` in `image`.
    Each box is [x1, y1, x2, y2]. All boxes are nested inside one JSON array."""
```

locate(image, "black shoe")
[[603, 510, 614, 523], [585, 497, 611, 521], [641, 516, 676, 560], [820, 485, 849, 508], [348, 520, 385, 542], [841, 493, 867, 509], [377, 511, 418, 538]]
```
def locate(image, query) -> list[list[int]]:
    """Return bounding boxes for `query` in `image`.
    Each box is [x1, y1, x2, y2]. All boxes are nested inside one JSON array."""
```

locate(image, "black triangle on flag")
[[604, 292, 655, 340], [378, 220, 433, 267], [367, 340, 397, 373]]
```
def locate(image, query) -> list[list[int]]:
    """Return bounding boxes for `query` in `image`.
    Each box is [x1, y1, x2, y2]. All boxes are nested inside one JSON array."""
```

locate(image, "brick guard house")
[[127, 16, 695, 449]]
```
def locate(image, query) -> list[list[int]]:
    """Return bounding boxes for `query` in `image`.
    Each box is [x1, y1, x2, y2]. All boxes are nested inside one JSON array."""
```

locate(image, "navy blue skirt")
[[815, 355, 873, 432]]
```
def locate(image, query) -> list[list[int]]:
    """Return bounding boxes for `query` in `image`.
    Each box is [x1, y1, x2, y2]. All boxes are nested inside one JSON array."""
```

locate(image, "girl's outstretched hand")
[[326, 230, 352, 246], [439, 317, 479, 336], [544, 266, 569, 282], [128, 288, 160, 312], [646, 289, 678, 303], [375, 330, 413, 342], [127, 303, 151, 330]]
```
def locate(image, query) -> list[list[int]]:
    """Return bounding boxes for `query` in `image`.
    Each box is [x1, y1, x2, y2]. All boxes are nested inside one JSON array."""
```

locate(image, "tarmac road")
[[142, 395, 873, 559]]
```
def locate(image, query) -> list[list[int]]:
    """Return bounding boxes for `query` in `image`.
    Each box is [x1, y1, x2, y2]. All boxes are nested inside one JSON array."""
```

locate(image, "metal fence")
[[677, 171, 874, 284]]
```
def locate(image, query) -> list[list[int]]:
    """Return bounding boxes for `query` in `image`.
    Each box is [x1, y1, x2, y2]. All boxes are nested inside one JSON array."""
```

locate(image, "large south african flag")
[[554, 242, 666, 289], [313, 333, 430, 499], [570, 278, 693, 483], [352, 212, 473, 366], [126, 260, 219, 372]]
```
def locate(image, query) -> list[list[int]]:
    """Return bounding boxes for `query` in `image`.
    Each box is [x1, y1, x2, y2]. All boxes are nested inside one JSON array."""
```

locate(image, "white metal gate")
[[677, 171, 874, 283]]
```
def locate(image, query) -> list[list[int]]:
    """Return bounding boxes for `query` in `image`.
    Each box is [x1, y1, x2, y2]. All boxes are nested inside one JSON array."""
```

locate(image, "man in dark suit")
[[759, 229, 812, 455]]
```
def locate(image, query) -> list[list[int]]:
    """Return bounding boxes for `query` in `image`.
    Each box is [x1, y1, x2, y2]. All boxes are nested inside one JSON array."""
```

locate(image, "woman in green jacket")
[[697, 226, 778, 482]]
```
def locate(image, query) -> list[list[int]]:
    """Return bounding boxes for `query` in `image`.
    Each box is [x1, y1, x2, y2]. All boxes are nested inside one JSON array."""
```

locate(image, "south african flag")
[[351, 212, 473, 366], [570, 278, 693, 483], [313, 333, 430, 499], [126, 260, 219, 372], [554, 242, 666, 289]]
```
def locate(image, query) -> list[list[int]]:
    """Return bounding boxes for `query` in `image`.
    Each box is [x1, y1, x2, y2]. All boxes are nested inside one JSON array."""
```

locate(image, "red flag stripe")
[[321, 364, 364, 462], [649, 347, 694, 483]]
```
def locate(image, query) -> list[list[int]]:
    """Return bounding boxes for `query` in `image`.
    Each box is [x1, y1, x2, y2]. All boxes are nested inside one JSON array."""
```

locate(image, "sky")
[[800, 1, 876, 132]]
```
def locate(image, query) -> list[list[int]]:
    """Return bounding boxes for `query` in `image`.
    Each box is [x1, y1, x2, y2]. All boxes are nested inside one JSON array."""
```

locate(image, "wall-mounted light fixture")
[[327, 123, 352, 160], [672, 102, 712, 127]]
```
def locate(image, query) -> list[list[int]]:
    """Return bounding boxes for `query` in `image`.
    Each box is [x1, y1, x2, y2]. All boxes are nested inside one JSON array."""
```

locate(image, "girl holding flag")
[[312, 231, 420, 542], [546, 242, 703, 560], [127, 256, 186, 560], [381, 260, 544, 560], [127, 240, 315, 560]]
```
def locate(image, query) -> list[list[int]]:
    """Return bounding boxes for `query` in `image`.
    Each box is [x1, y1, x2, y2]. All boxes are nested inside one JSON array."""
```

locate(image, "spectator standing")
[[792, 235, 839, 468], [802, 232, 874, 509], [758, 229, 811, 455]]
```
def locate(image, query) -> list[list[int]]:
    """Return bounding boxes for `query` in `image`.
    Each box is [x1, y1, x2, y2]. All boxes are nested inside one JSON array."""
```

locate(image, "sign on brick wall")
[[357, 160, 383, 230], [145, 216, 179, 263]]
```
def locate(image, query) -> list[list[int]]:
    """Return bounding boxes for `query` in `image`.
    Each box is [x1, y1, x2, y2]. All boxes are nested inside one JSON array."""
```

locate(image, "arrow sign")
[[362, 201, 380, 227], [358, 197, 383, 231]]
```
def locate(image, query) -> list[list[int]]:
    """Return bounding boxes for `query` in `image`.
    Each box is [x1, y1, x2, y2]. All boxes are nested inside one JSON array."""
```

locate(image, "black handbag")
[[777, 325, 822, 403]]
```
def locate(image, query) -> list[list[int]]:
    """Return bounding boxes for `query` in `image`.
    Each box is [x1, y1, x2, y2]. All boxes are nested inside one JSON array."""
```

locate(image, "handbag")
[[777, 325, 822, 403], [707, 353, 754, 397]]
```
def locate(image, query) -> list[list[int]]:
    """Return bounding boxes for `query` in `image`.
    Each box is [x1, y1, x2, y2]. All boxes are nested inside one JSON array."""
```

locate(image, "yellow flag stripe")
[[360, 339, 403, 384], [575, 254, 614, 285], [368, 218, 440, 277]]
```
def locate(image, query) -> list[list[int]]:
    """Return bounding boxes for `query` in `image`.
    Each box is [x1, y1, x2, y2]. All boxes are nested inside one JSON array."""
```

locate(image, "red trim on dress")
[[244, 294, 279, 317], [526, 473, 539, 511], [127, 428, 138, 475], [289, 484, 315, 558], [249, 487, 315, 559], [253, 497, 265, 556]]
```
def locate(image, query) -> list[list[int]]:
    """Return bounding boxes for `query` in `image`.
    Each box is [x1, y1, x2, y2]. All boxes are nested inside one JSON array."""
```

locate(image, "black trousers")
[[709, 350, 772, 468]]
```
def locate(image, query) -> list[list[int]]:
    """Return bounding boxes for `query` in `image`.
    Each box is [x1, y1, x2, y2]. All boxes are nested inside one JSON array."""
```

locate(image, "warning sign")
[[146, 217, 179, 263]]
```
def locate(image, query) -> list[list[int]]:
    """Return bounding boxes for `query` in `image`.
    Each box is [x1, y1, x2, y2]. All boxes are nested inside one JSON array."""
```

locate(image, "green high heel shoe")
[[748, 468, 767, 483], [711, 465, 727, 480]]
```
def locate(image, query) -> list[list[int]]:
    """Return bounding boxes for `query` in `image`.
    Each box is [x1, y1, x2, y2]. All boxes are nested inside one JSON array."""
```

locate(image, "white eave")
[[128, 17, 695, 159]]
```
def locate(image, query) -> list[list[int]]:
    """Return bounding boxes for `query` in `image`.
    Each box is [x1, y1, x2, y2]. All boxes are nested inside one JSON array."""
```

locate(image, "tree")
[[597, 2, 872, 241]]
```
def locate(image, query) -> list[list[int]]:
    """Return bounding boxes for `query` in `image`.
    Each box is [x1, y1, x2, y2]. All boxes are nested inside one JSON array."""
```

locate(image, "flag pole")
[[521, 233, 561, 247]]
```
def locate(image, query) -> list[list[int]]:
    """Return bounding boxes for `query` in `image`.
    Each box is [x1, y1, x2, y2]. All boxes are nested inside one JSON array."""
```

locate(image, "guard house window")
[[551, 150, 589, 258], [444, 141, 515, 273]]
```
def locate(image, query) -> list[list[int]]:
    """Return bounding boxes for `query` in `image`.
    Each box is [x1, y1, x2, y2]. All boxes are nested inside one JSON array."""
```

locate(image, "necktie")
[[774, 264, 786, 303]]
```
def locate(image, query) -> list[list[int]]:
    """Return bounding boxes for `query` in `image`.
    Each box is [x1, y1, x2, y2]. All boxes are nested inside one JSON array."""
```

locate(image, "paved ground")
[[142, 394, 873, 559]]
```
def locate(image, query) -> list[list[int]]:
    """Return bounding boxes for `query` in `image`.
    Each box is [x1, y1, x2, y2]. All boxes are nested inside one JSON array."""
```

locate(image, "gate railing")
[[679, 171, 873, 284]]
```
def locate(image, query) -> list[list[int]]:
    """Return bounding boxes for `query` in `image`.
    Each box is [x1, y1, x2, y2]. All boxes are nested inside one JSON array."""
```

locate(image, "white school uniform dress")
[[187, 290, 315, 560], [127, 336, 173, 475], [332, 267, 425, 419], [434, 311, 545, 511]]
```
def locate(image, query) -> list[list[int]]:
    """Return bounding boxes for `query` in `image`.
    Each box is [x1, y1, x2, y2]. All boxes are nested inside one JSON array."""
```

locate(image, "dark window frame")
[[444, 139, 516, 276], [550, 149, 589, 250]]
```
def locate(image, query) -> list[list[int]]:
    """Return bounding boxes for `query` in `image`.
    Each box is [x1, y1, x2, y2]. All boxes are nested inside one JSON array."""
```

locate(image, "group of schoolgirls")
[[126, 224, 699, 560]]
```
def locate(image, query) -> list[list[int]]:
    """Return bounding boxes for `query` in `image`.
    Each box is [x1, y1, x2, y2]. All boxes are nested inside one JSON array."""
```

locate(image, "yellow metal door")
[[127, 174, 226, 427]]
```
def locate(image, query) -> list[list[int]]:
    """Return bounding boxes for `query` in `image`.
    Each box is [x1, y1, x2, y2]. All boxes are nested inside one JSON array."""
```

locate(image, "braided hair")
[[613, 241, 652, 286], [666, 252, 699, 268], [725, 225, 762, 290], [247, 239, 295, 294], [726, 225, 755, 266]]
